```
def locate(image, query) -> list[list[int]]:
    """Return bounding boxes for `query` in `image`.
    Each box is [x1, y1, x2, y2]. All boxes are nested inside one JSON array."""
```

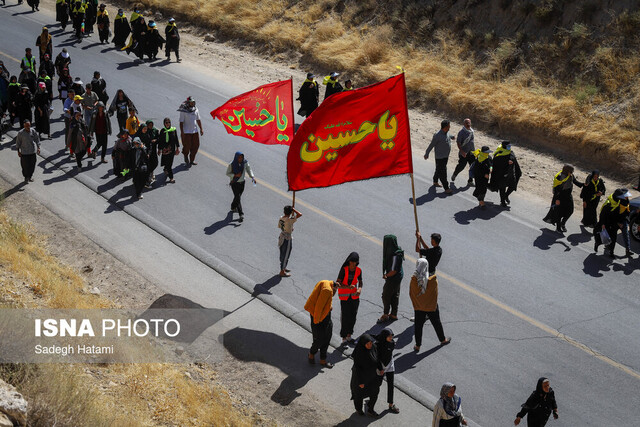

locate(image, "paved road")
[[2, 6, 640, 426]]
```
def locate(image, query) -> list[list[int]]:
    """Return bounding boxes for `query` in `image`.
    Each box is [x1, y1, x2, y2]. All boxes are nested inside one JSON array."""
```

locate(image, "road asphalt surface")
[[1, 5, 640, 426]]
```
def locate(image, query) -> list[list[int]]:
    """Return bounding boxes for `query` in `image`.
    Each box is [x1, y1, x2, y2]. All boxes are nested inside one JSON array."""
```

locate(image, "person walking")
[[144, 21, 165, 60], [112, 129, 132, 177], [594, 188, 633, 258], [471, 146, 493, 208], [15, 120, 40, 183], [84, 0, 98, 34], [514, 377, 559, 426], [108, 89, 136, 132], [165, 18, 181, 62], [125, 107, 140, 135], [131, 137, 149, 200], [67, 110, 88, 169], [96, 4, 110, 44], [336, 252, 363, 344], [56, 0, 70, 31], [112, 9, 131, 48], [490, 141, 522, 207], [225, 152, 255, 223], [579, 170, 605, 228], [57, 68, 73, 110], [88, 101, 111, 163], [433, 383, 468, 427], [19, 48, 37, 94], [178, 96, 203, 165], [277, 205, 302, 277], [297, 73, 319, 118], [38, 54, 55, 79], [145, 120, 159, 185], [304, 280, 337, 369], [350, 334, 382, 417], [415, 231, 442, 274], [81, 83, 98, 131], [543, 164, 583, 233], [54, 48, 71, 77], [33, 82, 51, 139], [409, 258, 451, 351], [15, 85, 33, 128], [375, 328, 400, 414], [378, 234, 404, 324], [70, 0, 86, 41], [322, 72, 343, 99], [424, 120, 454, 194], [451, 118, 475, 186], [90, 71, 108, 104], [35, 27, 52, 63], [158, 118, 179, 183], [6, 76, 20, 126], [37, 69, 53, 102]]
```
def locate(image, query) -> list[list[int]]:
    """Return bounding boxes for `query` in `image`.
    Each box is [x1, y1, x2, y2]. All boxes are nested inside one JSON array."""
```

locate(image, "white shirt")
[[179, 108, 201, 134]]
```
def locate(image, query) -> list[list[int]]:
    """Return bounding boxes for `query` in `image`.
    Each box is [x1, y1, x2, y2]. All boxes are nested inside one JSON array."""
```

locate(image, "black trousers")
[[378, 371, 395, 404], [473, 177, 489, 202], [116, 113, 127, 132], [414, 306, 446, 346], [452, 152, 474, 180], [340, 298, 359, 338], [433, 158, 449, 190], [231, 181, 245, 215], [499, 186, 514, 204], [161, 153, 175, 179], [166, 43, 179, 60], [75, 149, 85, 168], [309, 313, 332, 360], [279, 237, 292, 270], [582, 198, 600, 226], [133, 170, 147, 197], [95, 133, 108, 159], [20, 153, 37, 179], [381, 275, 402, 317], [352, 377, 380, 413]]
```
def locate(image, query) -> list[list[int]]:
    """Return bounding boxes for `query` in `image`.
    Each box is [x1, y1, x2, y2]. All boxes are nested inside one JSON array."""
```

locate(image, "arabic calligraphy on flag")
[[287, 74, 413, 191], [210, 79, 294, 145]]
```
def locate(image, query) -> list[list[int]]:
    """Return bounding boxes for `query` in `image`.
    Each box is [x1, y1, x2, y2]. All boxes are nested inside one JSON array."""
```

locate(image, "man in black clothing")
[[297, 72, 319, 118], [415, 231, 442, 275], [90, 71, 108, 104]]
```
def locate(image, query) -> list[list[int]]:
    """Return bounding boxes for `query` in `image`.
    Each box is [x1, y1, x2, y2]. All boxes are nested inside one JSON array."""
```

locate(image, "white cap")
[[621, 191, 632, 199], [330, 72, 339, 78]]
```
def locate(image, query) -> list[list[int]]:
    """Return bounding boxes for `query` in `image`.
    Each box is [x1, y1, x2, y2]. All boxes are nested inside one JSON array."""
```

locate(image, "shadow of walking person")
[[204, 211, 239, 235], [566, 225, 593, 247], [582, 253, 612, 277], [533, 228, 571, 251], [394, 344, 444, 374], [252, 274, 283, 297], [453, 204, 501, 225], [223, 327, 336, 406], [0, 181, 27, 200]]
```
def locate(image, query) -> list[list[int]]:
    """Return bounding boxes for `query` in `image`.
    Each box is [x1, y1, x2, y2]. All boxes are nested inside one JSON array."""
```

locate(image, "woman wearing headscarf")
[[145, 120, 160, 185], [514, 377, 558, 426], [375, 328, 399, 414], [471, 146, 493, 208], [35, 27, 52, 63], [410, 258, 451, 351], [108, 89, 136, 132], [131, 136, 149, 200], [579, 170, 605, 228], [543, 164, 583, 233], [350, 334, 382, 417], [144, 20, 165, 60], [378, 235, 404, 324], [433, 383, 467, 427], [226, 152, 256, 223], [112, 129, 132, 177], [158, 118, 179, 183], [88, 101, 111, 163], [67, 110, 88, 169], [112, 9, 131, 48], [57, 67, 73, 106], [304, 280, 337, 369], [336, 252, 363, 344], [96, 4, 110, 44], [594, 188, 633, 258], [56, 0, 70, 31], [33, 82, 51, 139], [489, 140, 522, 207]]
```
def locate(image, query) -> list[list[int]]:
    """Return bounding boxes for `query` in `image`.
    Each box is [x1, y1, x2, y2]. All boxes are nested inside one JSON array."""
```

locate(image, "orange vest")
[[338, 266, 361, 300]]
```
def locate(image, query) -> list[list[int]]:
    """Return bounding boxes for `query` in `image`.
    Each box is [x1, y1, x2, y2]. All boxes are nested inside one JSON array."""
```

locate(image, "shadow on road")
[[252, 274, 282, 297], [117, 60, 141, 70], [149, 59, 171, 67], [582, 253, 612, 277], [0, 181, 26, 200], [533, 228, 571, 251], [394, 343, 444, 374], [410, 185, 451, 206], [204, 210, 240, 234], [566, 226, 593, 246], [81, 42, 103, 50], [223, 327, 336, 406], [334, 411, 381, 426], [453, 203, 502, 225]]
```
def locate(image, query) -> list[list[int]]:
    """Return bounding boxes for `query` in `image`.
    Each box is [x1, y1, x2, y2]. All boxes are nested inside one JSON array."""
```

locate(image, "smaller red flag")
[[210, 80, 294, 146]]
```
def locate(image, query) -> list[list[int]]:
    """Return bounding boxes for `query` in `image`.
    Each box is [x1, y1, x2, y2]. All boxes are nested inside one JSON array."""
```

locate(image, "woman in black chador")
[[514, 377, 559, 427]]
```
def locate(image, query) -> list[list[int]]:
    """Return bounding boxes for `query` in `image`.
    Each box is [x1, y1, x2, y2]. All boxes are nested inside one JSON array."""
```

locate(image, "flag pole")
[[290, 75, 296, 208], [411, 173, 419, 233]]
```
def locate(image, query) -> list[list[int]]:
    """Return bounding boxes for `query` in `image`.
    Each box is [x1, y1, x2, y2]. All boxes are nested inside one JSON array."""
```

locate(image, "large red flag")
[[211, 80, 294, 145], [287, 74, 412, 191]]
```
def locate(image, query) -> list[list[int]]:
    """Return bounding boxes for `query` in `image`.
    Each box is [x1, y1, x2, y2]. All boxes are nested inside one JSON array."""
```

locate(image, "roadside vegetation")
[[0, 208, 269, 426], [130, 0, 640, 179]]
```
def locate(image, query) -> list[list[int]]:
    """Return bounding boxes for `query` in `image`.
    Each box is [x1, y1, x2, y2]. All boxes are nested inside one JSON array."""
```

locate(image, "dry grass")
[[0, 208, 270, 426], [127, 0, 640, 177]]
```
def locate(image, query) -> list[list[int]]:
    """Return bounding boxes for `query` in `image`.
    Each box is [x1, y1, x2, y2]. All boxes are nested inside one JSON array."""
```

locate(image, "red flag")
[[211, 80, 294, 145], [287, 74, 412, 191]]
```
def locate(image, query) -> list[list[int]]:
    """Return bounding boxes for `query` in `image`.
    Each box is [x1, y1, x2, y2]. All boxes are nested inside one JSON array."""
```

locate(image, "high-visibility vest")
[[22, 56, 36, 73], [338, 266, 361, 301]]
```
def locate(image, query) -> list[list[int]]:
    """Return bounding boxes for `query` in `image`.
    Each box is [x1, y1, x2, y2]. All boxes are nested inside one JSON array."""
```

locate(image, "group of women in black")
[[543, 164, 633, 258]]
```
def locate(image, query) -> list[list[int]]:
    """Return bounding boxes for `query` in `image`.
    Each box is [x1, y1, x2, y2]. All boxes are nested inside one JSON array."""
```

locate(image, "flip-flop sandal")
[[440, 337, 452, 346]]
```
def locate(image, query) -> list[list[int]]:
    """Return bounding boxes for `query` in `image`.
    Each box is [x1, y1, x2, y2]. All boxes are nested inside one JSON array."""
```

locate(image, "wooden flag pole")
[[410, 173, 419, 233], [292, 191, 296, 208]]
